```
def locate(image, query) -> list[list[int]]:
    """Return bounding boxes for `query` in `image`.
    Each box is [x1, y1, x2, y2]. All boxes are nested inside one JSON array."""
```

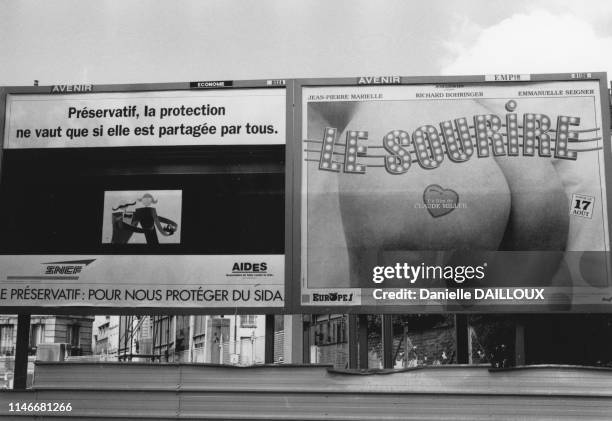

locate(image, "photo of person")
[[102, 190, 182, 244], [111, 199, 140, 244]]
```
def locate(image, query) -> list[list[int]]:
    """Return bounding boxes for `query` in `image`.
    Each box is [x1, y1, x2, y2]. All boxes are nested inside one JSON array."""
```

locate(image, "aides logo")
[[227, 262, 270, 277], [312, 292, 354, 302], [232, 262, 267, 273], [42, 259, 96, 276]]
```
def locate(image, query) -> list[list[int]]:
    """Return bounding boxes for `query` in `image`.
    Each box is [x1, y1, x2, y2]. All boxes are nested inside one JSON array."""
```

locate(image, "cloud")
[[442, 10, 612, 76], [536, 0, 612, 27]]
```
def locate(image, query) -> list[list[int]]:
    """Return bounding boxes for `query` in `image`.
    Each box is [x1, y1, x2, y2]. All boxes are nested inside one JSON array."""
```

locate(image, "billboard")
[[295, 73, 612, 313], [0, 80, 289, 312]]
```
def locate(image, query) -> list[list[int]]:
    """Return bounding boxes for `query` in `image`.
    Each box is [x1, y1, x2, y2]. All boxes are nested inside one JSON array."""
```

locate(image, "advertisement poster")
[[0, 255, 284, 308], [0, 82, 287, 311], [102, 190, 182, 245], [4, 88, 285, 148], [298, 75, 612, 312]]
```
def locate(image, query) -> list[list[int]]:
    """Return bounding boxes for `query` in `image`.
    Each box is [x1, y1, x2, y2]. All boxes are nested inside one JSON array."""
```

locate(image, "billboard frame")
[[292, 72, 612, 314], [0, 79, 294, 315]]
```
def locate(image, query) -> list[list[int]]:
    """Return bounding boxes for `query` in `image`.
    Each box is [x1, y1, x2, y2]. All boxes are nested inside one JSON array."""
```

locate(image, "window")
[[313, 317, 347, 346], [0, 324, 14, 355], [30, 323, 45, 349], [240, 315, 257, 328], [153, 316, 173, 356], [194, 316, 205, 335], [175, 316, 188, 352], [66, 325, 80, 348], [193, 316, 206, 348]]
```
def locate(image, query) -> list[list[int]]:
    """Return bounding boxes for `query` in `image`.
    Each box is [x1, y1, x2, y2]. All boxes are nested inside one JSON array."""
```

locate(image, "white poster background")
[[0, 255, 284, 308], [4, 88, 285, 148]]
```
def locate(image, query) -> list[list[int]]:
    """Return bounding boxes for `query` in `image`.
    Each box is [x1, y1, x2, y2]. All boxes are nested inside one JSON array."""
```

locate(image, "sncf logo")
[[42, 259, 96, 275]]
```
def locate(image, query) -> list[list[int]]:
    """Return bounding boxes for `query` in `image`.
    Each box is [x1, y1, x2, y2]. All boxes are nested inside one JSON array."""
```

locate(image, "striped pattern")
[[0, 363, 611, 420]]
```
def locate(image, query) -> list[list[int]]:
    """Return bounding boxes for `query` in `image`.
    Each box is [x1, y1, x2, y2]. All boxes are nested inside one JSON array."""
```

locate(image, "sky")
[[1, 0, 612, 85]]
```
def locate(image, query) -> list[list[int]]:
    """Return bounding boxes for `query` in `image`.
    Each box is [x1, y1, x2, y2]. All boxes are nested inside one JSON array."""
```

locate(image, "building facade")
[[92, 314, 270, 365], [0, 315, 94, 358]]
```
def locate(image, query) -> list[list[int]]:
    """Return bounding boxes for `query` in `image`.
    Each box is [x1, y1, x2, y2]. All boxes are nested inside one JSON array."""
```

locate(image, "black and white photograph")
[[300, 80, 611, 312], [102, 190, 181, 245], [2, 1, 612, 420]]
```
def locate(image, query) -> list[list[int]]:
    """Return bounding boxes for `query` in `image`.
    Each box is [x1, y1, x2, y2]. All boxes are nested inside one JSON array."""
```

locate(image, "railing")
[[2, 363, 612, 419]]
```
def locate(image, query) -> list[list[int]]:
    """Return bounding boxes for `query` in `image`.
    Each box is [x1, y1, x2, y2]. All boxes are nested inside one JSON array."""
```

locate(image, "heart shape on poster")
[[423, 184, 459, 218]]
